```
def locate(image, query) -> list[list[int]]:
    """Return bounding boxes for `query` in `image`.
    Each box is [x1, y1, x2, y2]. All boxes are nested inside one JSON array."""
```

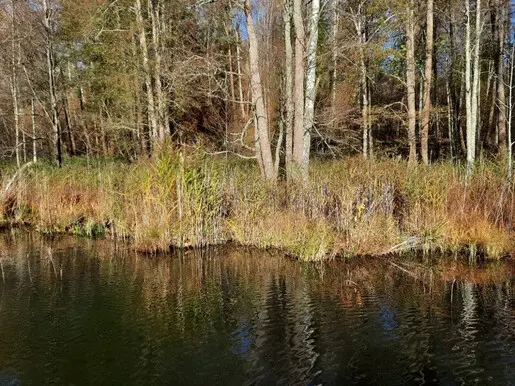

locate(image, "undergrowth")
[[1, 150, 514, 261]]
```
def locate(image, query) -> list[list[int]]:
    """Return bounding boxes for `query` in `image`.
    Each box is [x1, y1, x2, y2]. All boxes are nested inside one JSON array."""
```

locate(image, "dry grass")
[[1, 152, 514, 261]]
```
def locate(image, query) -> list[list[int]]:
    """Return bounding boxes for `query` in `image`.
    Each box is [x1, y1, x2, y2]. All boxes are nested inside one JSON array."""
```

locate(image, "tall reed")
[[1, 152, 513, 261]]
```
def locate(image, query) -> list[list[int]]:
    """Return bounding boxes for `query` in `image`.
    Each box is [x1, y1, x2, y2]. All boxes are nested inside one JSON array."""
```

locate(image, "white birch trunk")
[[466, 0, 482, 179], [302, 0, 320, 177]]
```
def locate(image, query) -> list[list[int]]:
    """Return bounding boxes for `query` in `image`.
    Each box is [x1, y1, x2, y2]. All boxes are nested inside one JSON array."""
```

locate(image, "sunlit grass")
[[1, 150, 514, 261]]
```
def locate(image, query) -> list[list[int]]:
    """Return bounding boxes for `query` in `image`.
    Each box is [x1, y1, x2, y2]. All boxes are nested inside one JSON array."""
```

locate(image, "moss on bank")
[[1, 152, 514, 261]]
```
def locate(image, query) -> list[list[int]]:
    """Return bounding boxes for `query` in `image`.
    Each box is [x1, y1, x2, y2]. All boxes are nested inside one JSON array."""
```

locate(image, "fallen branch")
[[382, 236, 423, 255]]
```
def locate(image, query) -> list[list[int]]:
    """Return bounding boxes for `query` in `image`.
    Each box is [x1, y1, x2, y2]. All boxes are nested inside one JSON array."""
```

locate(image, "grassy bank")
[[1, 151, 514, 261]]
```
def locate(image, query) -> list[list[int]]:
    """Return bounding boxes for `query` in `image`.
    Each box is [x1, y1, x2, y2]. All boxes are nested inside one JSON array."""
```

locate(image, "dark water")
[[0, 233, 514, 385]]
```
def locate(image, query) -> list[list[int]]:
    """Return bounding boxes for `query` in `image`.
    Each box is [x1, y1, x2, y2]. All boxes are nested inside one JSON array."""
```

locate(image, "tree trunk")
[[135, 0, 158, 148], [137, 92, 146, 156], [449, 6, 463, 158], [292, 0, 305, 170], [497, 0, 507, 153], [235, 29, 246, 120], [244, 0, 276, 182], [21, 109, 26, 162], [130, 33, 146, 157], [472, 0, 481, 156], [62, 95, 76, 156], [465, 0, 482, 179], [275, 118, 284, 177], [368, 78, 373, 157], [507, 40, 514, 179], [10, 82, 20, 167], [43, 0, 62, 167], [150, 0, 166, 142], [283, 0, 294, 178], [465, 0, 473, 176], [302, 0, 320, 177], [31, 98, 37, 163], [446, 80, 454, 160], [226, 26, 236, 107], [353, 3, 370, 159], [420, 0, 434, 165], [66, 62, 77, 156], [406, 0, 417, 165], [361, 40, 369, 159], [11, 0, 20, 167], [331, 0, 339, 128], [487, 60, 498, 147]]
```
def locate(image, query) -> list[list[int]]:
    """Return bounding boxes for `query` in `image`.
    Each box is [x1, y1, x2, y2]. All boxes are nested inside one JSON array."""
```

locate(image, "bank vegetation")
[[1, 153, 513, 261]]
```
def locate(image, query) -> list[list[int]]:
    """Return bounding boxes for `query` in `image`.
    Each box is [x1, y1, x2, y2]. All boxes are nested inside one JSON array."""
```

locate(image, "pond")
[[0, 232, 513, 385]]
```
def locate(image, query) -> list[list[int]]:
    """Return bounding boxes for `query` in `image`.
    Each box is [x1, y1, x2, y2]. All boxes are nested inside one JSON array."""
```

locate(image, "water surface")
[[0, 232, 514, 385]]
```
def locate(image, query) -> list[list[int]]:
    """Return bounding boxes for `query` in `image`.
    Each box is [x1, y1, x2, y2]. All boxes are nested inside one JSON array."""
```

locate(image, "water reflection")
[[0, 231, 513, 384]]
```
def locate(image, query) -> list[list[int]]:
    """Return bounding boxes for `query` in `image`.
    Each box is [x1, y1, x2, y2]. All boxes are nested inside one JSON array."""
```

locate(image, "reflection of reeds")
[[1, 152, 514, 260], [0, 234, 513, 334], [0, 234, 512, 385]]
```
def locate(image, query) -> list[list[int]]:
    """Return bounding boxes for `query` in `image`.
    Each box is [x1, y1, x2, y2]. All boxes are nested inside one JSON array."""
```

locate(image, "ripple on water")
[[0, 237, 513, 385]]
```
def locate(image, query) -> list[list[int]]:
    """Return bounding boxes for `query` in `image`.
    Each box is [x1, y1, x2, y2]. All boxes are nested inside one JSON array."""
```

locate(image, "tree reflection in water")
[[0, 231, 512, 384]]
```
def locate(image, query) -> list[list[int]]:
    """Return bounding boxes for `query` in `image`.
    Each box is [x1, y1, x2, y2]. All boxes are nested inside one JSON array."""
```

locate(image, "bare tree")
[[507, 38, 514, 179], [292, 0, 305, 172], [350, 1, 371, 159], [43, 0, 62, 167], [497, 0, 507, 154], [331, 0, 339, 127], [420, 0, 433, 165], [244, 0, 276, 182], [31, 98, 37, 163], [235, 29, 246, 120], [302, 0, 320, 177], [465, 0, 482, 179], [10, 0, 20, 167], [135, 0, 158, 148], [150, 0, 167, 141], [283, 0, 294, 177], [406, 0, 417, 165]]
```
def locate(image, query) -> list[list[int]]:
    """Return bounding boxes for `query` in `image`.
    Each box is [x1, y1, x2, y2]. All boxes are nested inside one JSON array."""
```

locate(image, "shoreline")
[[1, 155, 514, 261], [0, 220, 512, 265], [0, 223, 512, 266]]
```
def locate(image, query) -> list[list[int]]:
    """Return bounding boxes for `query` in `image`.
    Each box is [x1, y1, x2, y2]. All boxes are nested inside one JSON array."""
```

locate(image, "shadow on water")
[[0, 231, 513, 385]]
